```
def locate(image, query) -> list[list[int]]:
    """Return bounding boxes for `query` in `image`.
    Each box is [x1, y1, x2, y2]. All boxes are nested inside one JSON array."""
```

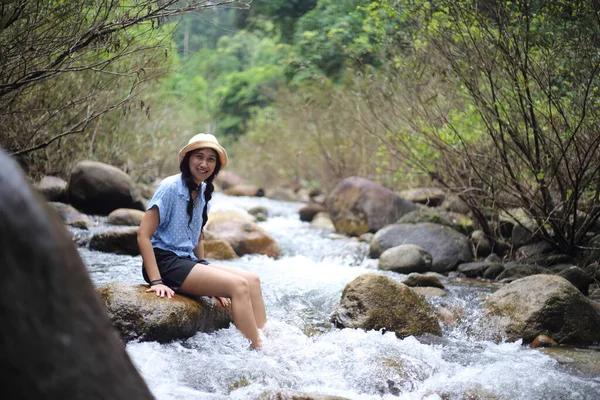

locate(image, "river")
[[77, 192, 600, 400]]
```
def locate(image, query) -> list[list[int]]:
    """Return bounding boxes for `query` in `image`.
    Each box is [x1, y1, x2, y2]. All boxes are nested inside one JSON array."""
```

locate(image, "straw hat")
[[178, 133, 228, 167]]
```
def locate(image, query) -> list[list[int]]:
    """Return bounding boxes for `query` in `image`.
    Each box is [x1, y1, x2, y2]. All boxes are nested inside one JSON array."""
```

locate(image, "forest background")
[[1, 0, 599, 258]]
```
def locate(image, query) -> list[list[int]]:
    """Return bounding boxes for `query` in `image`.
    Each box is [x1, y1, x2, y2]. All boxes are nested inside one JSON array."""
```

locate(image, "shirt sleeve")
[[147, 180, 175, 224]]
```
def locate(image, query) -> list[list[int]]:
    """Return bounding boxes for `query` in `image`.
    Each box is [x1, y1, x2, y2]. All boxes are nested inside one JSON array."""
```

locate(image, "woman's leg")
[[206, 263, 267, 329], [179, 264, 261, 348]]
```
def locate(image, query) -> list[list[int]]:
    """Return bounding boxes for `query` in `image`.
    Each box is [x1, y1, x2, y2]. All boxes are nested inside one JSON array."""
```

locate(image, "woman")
[[137, 133, 267, 348]]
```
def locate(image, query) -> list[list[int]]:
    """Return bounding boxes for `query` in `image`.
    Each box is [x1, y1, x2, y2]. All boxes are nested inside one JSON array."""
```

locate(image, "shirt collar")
[[176, 173, 205, 200]]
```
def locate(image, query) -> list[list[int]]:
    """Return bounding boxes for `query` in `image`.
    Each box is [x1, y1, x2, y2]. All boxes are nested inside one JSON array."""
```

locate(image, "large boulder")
[[483, 274, 600, 345], [98, 282, 232, 343], [68, 160, 140, 215], [327, 177, 417, 236], [0, 147, 153, 398], [206, 211, 281, 259], [370, 222, 473, 273], [331, 273, 442, 338]]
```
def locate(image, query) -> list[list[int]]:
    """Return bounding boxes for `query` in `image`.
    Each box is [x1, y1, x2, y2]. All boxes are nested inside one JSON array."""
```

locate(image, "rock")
[[370, 222, 473, 273], [0, 147, 153, 398], [483, 274, 600, 345], [557, 266, 594, 295], [398, 187, 446, 207], [265, 187, 298, 202], [204, 238, 238, 260], [402, 272, 445, 289], [215, 170, 246, 190], [495, 264, 549, 283], [205, 211, 280, 259], [530, 334, 558, 349], [457, 261, 494, 278], [35, 175, 67, 202], [67, 160, 140, 215], [327, 177, 417, 236], [378, 244, 433, 274], [331, 273, 442, 338], [483, 264, 505, 280], [48, 201, 96, 229], [299, 202, 327, 222], [470, 230, 493, 257], [107, 208, 145, 226], [398, 209, 476, 236], [248, 205, 269, 222], [223, 184, 264, 197], [411, 287, 448, 297], [310, 212, 335, 231], [89, 227, 139, 255], [98, 282, 232, 342]]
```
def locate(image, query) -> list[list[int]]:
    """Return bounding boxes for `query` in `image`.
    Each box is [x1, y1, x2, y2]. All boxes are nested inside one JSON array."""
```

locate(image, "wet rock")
[[483, 274, 600, 345], [530, 334, 558, 349], [89, 226, 139, 255], [48, 201, 96, 229], [98, 282, 232, 343], [327, 177, 417, 236], [257, 391, 350, 400], [331, 273, 442, 338]]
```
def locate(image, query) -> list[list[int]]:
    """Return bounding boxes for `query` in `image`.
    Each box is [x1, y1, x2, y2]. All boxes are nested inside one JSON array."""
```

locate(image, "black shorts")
[[142, 248, 209, 292]]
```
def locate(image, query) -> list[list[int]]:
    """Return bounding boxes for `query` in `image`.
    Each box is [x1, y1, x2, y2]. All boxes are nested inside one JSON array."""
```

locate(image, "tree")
[[0, 0, 249, 176], [364, 0, 600, 255]]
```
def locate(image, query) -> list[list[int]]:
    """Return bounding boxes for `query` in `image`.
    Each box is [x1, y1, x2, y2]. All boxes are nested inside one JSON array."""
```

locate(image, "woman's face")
[[188, 148, 218, 185]]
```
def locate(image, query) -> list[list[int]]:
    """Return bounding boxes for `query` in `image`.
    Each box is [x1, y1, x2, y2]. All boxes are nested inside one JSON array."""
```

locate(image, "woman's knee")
[[231, 276, 251, 297], [245, 272, 261, 289]]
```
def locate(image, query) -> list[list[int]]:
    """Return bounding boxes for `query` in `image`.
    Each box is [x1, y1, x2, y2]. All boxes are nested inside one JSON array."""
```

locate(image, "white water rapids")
[[78, 192, 600, 400]]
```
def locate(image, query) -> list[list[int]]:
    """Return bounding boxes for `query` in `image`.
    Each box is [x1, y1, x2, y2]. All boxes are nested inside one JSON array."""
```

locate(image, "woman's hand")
[[146, 283, 175, 299], [214, 296, 230, 307]]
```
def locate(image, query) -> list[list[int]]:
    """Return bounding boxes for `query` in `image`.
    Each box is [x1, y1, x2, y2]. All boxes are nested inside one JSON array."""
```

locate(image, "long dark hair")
[[180, 150, 222, 232]]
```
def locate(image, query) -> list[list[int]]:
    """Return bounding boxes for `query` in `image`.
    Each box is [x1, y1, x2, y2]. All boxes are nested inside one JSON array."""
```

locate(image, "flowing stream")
[[77, 192, 600, 400]]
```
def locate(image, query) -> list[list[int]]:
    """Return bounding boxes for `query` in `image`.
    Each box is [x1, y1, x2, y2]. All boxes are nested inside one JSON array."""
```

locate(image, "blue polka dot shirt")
[[148, 173, 211, 259]]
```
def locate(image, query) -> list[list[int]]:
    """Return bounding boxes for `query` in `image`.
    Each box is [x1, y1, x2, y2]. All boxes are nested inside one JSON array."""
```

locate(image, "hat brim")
[[178, 142, 228, 167]]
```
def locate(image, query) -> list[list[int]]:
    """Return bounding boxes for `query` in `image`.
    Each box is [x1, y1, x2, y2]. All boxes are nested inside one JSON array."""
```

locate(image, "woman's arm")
[[137, 206, 174, 298], [193, 231, 205, 261]]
